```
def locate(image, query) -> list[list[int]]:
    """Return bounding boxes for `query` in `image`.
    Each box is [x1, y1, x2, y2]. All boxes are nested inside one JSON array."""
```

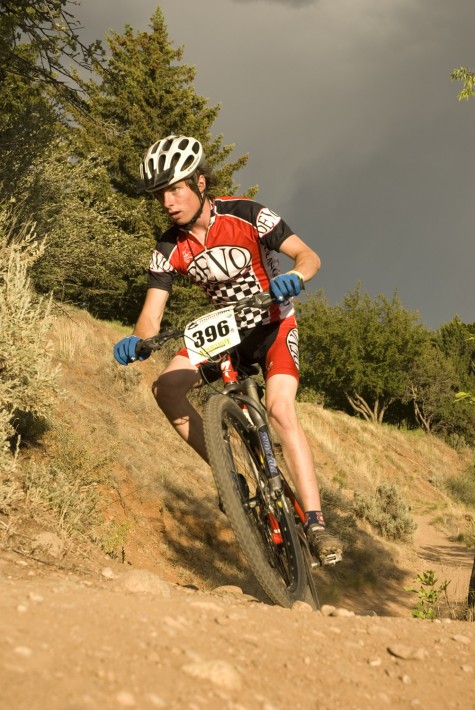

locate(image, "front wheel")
[[203, 395, 308, 608]]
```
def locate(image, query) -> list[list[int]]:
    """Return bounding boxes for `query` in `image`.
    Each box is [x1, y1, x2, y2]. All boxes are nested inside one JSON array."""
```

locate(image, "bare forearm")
[[132, 288, 169, 339], [291, 252, 321, 282], [279, 234, 321, 284], [133, 312, 163, 339]]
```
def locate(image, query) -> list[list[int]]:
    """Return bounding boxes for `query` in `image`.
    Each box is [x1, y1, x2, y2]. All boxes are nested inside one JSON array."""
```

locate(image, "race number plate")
[[184, 307, 241, 365]]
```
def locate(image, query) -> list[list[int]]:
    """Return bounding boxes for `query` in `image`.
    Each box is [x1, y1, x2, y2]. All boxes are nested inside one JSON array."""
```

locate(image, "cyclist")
[[113, 135, 342, 565]]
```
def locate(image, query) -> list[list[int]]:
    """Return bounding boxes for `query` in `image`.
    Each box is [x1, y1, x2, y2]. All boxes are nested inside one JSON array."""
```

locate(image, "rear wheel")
[[203, 395, 308, 608]]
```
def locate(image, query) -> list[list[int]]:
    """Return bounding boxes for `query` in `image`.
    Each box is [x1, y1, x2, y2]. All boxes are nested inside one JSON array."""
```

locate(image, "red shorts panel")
[[175, 316, 300, 383]]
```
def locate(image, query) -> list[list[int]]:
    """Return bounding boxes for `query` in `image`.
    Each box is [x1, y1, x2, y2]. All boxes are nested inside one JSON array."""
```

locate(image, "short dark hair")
[[186, 163, 219, 199]]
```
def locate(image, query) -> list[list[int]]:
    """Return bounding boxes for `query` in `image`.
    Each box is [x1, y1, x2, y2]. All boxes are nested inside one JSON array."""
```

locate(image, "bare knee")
[[152, 367, 200, 413], [151, 378, 165, 408], [152, 374, 170, 401], [152, 375, 181, 412], [267, 398, 298, 432]]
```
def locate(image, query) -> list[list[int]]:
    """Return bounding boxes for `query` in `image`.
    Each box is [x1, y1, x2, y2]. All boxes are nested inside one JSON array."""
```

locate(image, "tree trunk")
[[346, 393, 392, 424], [346, 393, 373, 421], [468, 553, 475, 610], [410, 386, 432, 434]]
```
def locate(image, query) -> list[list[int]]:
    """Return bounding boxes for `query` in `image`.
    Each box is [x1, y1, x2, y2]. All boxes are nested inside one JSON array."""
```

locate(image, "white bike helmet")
[[138, 135, 204, 193]]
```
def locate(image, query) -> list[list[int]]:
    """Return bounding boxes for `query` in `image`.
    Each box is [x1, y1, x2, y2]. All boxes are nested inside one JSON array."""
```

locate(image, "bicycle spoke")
[[204, 395, 309, 608]]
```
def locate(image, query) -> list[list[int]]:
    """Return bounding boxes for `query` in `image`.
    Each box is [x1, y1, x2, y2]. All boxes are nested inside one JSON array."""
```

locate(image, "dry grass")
[[298, 403, 469, 512], [2, 303, 473, 615]]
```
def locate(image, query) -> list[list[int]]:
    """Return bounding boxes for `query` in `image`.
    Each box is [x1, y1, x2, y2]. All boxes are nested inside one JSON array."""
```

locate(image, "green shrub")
[[405, 569, 450, 619], [353, 483, 416, 541]]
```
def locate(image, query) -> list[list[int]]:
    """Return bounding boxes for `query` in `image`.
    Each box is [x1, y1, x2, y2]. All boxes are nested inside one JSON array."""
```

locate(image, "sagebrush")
[[0, 206, 59, 473], [353, 483, 416, 541]]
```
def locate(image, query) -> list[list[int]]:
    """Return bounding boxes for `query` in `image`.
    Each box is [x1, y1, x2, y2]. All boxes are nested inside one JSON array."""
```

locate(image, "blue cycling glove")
[[269, 272, 304, 304], [113, 335, 150, 365]]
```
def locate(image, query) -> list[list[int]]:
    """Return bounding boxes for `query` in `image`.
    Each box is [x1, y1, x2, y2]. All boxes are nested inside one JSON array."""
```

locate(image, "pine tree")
[[75, 7, 252, 237], [26, 8, 254, 322]]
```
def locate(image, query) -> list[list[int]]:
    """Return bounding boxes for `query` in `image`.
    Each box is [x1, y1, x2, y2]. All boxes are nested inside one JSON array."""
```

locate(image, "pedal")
[[320, 550, 343, 566]]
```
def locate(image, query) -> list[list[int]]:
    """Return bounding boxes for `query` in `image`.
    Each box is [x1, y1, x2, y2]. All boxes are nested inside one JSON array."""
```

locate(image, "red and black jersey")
[[147, 196, 295, 331]]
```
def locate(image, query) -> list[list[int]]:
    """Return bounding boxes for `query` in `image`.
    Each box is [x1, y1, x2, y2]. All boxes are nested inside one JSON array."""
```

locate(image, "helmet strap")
[[182, 174, 207, 230]]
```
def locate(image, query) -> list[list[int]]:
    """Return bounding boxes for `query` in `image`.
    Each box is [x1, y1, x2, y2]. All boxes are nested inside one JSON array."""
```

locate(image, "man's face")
[[154, 180, 201, 226]]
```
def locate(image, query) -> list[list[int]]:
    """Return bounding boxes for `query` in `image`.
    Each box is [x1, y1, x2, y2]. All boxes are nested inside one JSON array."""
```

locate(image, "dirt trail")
[[355, 513, 474, 619], [411, 515, 474, 605], [1, 514, 474, 710]]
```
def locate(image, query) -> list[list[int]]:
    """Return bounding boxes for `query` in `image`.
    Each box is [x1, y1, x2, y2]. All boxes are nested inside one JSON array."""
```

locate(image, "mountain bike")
[[136, 292, 324, 610]]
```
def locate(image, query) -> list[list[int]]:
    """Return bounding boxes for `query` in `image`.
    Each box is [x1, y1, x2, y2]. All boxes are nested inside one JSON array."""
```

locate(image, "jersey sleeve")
[[250, 201, 294, 251], [147, 267, 174, 292], [212, 197, 294, 252], [146, 229, 178, 292]]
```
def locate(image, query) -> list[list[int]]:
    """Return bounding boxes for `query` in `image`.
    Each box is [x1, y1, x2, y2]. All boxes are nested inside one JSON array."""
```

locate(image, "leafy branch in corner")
[[0, 1, 106, 112], [451, 67, 475, 102]]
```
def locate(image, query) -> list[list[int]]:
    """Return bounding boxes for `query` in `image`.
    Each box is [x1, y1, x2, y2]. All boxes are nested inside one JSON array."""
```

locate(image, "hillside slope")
[[7, 305, 473, 612], [1, 306, 474, 708]]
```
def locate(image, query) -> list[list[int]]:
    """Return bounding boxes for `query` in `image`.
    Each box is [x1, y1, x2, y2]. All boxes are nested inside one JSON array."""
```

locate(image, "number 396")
[[191, 320, 231, 348]]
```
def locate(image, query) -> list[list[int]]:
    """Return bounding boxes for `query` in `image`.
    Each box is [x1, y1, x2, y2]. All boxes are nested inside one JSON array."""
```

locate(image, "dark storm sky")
[[76, 0, 475, 329]]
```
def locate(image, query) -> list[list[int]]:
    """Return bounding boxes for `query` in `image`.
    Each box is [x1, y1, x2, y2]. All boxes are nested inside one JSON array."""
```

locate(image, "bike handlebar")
[[136, 290, 274, 356]]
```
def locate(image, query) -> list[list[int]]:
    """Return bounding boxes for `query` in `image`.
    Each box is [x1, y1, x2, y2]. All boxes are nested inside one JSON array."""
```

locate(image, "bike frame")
[[137, 326, 309, 538], [217, 352, 307, 530]]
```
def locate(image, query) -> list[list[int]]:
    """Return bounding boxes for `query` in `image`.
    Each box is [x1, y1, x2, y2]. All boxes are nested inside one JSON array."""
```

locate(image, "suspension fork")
[[218, 356, 305, 549], [219, 353, 284, 545], [219, 354, 284, 502], [282, 477, 306, 527]]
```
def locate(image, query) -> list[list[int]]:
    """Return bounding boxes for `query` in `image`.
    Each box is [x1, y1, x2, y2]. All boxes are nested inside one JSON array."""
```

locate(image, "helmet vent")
[[138, 134, 204, 193], [169, 153, 180, 171]]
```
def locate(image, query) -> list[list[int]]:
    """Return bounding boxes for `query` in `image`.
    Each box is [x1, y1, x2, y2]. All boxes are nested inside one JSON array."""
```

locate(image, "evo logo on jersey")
[[256, 207, 281, 238], [149, 250, 174, 273], [188, 246, 252, 283]]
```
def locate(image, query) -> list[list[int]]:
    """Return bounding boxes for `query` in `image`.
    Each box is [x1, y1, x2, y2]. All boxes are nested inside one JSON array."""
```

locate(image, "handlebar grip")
[[244, 291, 273, 309], [135, 339, 148, 357], [135, 330, 184, 355]]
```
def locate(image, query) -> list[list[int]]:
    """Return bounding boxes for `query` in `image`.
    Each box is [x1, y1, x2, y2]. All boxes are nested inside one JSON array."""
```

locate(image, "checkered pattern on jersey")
[[199, 274, 268, 332]]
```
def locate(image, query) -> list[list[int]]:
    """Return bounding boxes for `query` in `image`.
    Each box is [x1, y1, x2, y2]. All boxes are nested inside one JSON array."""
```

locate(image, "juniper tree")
[[297, 285, 428, 423]]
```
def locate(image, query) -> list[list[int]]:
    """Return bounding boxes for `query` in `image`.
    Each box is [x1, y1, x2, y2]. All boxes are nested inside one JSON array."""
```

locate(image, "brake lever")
[[232, 291, 274, 310], [135, 339, 152, 357], [136, 329, 180, 356]]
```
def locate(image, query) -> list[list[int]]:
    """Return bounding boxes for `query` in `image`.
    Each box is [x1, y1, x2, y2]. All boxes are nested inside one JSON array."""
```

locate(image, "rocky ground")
[[1, 516, 473, 710]]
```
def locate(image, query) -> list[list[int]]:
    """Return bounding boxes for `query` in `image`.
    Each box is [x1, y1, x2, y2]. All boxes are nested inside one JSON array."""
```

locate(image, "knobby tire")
[[203, 395, 309, 608], [299, 528, 321, 610]]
